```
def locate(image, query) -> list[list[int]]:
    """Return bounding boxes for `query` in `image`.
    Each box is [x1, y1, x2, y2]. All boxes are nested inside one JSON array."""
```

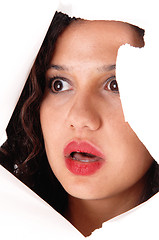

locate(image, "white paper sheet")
[[117, 44, 159, 161], [1, 0, 159, 239], [88, 192, 159, 239], [0, 165, 84, 240]]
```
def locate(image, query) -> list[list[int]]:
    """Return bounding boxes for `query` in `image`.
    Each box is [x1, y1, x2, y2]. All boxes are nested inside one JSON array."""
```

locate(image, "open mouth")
[[64, 141, 105, 176], [69, 151, 102, 163]]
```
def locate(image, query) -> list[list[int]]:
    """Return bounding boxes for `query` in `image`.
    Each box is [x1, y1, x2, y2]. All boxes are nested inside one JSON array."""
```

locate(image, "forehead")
[[51, 20, 143, 66]]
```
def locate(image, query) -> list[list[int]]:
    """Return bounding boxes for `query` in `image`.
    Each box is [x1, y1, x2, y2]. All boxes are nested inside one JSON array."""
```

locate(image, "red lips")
[[64, 141, 105, 176]]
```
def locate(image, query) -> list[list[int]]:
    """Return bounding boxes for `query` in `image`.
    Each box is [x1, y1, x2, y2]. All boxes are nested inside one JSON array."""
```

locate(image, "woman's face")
[[40, 20, 153, 201]]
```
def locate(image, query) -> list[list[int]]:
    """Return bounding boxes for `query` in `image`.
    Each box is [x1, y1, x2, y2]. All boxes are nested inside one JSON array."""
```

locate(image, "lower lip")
[[65, 157, 104, 176]]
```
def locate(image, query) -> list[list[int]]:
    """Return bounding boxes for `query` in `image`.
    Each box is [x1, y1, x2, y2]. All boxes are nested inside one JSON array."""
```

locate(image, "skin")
[[40, 20, 153, 237]]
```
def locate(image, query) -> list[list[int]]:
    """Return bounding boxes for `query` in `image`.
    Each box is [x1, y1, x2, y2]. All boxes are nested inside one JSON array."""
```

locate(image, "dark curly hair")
[[0, 11, 159, 216]]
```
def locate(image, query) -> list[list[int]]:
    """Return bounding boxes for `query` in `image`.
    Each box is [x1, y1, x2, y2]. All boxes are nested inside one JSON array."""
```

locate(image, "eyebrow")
[[47, 64, 116, 72], [47, 64, 69, 71], [97, 64, 116, 72]]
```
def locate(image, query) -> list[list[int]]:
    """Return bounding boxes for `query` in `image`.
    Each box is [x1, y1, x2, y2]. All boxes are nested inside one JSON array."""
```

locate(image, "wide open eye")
[[104, 76, 119, 93], [49, 77, 72, 93]]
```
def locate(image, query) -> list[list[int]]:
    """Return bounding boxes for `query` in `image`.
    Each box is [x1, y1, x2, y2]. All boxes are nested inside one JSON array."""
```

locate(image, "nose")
[[66, 93, 102, 131]]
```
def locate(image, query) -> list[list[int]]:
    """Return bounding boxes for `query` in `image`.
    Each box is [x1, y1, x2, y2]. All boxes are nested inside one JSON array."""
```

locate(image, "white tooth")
[[71, 152, 100, 163], [79, 159, 96, 163]]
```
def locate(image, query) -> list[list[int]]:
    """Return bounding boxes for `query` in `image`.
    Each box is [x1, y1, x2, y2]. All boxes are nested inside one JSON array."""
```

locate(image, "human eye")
[[48, 76, 73, 94], [104, 76, 119, 94]]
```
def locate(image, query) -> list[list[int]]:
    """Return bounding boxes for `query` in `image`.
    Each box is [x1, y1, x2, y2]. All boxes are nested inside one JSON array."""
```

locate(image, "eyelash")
[[47, 75, 119, 94], [104, 76, 119, 94], [48, 76, 72, 94]]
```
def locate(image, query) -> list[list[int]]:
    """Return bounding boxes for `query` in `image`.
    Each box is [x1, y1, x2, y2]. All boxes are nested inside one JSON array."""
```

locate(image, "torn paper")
[[0, 0, 159, 239]]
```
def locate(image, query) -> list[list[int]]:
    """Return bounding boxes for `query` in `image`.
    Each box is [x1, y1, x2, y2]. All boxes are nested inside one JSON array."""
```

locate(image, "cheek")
[[40, 97, 64, 154], [39, 93, 74, 163], [40, 95, 66, 133], [99, 95, 126, 143], [106, 122, 153, 189]]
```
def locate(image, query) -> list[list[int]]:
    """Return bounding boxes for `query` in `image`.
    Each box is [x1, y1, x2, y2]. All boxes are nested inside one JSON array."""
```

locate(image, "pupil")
[[54, 80, 63, 91], [110, 80, 118, 91]]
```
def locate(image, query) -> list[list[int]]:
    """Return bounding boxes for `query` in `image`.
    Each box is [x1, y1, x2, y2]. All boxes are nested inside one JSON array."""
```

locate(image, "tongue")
[[72, 152, 100, 163]]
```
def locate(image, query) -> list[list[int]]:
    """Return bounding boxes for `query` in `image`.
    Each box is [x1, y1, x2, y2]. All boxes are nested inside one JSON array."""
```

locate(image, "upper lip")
[[64, 140, 105, 159]]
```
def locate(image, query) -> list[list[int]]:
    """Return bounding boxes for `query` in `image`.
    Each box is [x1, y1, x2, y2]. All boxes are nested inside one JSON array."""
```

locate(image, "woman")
[[0, 12, 159, 237]]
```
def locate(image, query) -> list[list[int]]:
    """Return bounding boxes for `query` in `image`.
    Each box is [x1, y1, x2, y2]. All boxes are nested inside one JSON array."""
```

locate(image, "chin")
[[61, 175, 106, 200]]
